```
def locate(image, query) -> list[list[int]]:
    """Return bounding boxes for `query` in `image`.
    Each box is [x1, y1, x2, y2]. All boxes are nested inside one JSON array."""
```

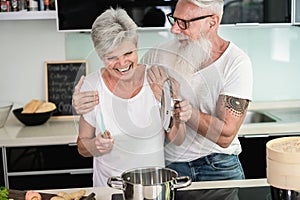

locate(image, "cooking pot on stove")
[[107, 167, 191, 200]]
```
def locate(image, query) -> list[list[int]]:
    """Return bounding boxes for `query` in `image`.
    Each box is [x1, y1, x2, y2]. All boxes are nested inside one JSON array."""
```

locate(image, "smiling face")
[[169, 0, 224, 49], [102, 40, 138, 81], [171, 1, 211, 42]]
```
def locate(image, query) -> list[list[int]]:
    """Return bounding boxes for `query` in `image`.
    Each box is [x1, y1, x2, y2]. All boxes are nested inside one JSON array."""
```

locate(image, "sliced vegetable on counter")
[[50, 190, 86, 200], [25, 191, 42, 200]]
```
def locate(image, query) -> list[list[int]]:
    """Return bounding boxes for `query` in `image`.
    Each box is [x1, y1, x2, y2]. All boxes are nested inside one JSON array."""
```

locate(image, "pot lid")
[[161, 78, 174, 132]]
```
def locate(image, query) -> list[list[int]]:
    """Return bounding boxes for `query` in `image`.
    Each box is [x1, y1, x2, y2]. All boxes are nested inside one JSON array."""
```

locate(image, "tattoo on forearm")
[[224, 96, 249, 117]]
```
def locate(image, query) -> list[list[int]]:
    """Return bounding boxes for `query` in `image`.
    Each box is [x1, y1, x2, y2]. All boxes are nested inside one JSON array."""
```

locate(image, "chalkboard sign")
[[45, 60, 88, 118]]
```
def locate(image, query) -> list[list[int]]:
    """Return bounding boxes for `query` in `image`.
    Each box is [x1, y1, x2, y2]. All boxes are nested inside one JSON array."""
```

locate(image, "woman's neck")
[[101, 66, 145, 99]]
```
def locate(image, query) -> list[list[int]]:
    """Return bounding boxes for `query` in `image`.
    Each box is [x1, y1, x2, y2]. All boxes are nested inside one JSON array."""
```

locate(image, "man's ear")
[[210, 15, 219, 28], [136, 35, 139, 47]]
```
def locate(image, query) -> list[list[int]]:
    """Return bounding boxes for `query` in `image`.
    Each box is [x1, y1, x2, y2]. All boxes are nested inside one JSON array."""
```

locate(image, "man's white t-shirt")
[[81, 69, 165, 186], [142, 41, 253, 164]]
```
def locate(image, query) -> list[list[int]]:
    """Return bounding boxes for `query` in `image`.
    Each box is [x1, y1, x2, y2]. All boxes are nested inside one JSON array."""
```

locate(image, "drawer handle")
[[243, 134, 269, 138], [68, 143, 78, 146], [69, 168, 93, 175]]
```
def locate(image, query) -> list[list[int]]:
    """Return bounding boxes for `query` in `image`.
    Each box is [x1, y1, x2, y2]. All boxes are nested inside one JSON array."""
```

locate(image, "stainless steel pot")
[[107, 167, 191, 200], [270, 186, 300, 200]]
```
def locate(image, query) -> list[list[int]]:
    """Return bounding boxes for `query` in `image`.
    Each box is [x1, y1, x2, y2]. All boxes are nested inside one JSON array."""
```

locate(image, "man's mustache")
[[174, 34, 189, 40]]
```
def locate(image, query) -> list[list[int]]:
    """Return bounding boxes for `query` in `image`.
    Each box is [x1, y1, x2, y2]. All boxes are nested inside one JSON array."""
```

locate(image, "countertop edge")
[[1, 100, 300, 146], [37, 179, 269, 200], [248, 100, 300, 110]]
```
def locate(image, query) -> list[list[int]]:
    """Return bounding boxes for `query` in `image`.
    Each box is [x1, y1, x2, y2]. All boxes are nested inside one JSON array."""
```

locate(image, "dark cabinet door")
[[238, 133, 300, 179], [6, 144, 93, 190], [296, 0, 300, 23], [222, 0, 291, 24], [9, 173, 93, 190], [239, 135, 270, 179], [6, 145, 92, 172], [0, 147, 4, 186]]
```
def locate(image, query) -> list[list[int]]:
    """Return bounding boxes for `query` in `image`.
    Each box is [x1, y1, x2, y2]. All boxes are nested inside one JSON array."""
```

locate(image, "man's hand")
[[147, 66, 169, 102], [72, 76, 99, 115], [174, 99, 192, 123]]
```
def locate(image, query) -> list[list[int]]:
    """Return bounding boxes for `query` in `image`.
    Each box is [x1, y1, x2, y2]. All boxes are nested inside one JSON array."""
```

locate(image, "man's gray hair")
[[181, 0, 224, 17], [91, 8, 138, 58]]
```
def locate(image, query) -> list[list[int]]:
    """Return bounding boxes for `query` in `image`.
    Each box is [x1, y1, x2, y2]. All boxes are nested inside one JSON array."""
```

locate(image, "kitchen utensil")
[[99, 112, 111, 139], [0, 101, 13, 128], [81, 192, 96, 200], [267, 137, 300, 191], [161, 78, 182, 132], [13, 107, 53, 126], [107, 167, 191, 200], [270, 186, 300, 200], [8, 189, 96, 200]]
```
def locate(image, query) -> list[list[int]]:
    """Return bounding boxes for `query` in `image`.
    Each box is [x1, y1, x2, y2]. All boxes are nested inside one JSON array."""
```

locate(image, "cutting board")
[[9, 189, 56, 200], [8, 189, 96, 200]]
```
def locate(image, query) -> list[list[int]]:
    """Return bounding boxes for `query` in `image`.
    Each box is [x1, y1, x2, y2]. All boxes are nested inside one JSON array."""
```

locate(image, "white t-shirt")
[[81, 69, 165, 186], [142, 40, 253, 163]]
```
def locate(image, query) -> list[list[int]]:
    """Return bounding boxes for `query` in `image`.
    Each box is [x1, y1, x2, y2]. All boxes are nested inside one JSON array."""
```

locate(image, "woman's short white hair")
[[91, 8, 138, 58], [181, 0, 224, 17]]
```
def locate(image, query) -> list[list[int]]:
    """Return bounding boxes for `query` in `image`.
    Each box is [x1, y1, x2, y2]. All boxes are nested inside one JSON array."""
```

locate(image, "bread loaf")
[[35, 102, 56, 113], [22, 100, 43, 114], [22, 100, 56, 114]]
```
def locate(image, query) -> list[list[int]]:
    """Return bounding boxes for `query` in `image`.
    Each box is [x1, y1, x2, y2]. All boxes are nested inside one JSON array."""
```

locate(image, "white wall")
[[65, 26, 300, 101], [0, 19, 65, 105], [1, 19, 300, 105]]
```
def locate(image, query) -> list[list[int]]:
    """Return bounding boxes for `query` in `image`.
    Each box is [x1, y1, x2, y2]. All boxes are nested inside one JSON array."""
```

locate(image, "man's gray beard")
[[172, 35, 212, 81]]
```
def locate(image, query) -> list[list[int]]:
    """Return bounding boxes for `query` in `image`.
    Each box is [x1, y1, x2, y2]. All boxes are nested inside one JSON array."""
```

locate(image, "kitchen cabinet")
[[0, 10, 56, 20], [221, 0, 292, 24], [3, 144, 93, 190], [293, 0, 300, 24], [238, 133, 300, 179], [0, 147, 4, 186]]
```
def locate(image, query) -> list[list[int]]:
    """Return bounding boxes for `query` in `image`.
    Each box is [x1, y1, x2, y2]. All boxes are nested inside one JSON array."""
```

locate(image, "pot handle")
[[172, 176, 192, 189], [107, 176, 124, 191]]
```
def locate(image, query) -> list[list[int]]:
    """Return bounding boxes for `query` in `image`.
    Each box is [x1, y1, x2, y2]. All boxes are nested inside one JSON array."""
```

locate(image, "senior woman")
[[77, 8, 192, 186]]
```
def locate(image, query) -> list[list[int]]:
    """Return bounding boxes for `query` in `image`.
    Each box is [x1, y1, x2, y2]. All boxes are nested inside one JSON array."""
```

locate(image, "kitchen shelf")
[[0, 10, 56, 20]]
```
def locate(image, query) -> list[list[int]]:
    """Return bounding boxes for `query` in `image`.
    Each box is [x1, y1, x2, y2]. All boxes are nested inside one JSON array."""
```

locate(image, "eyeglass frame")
[[166, 13, 213, 30]]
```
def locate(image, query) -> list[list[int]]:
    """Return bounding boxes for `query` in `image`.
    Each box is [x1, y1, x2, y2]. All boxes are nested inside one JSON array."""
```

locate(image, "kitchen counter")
[[1, 100, 300, 147], [0, 115, 79, 147], [240, 100, 300, 136], [1, 101, 299, 191], [37, 178, 270, 200]]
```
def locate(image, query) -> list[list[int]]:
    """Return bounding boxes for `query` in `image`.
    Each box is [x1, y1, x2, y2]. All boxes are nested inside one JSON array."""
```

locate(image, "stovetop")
[[111, 186, 271, 200]]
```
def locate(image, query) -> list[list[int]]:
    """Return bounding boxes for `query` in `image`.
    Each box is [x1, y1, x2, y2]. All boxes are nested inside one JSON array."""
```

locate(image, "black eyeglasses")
[[167, 13, 213, 30]]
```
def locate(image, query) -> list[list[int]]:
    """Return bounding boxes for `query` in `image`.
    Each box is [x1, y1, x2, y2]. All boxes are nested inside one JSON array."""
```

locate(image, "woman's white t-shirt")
[[81, 69, 165, 186]]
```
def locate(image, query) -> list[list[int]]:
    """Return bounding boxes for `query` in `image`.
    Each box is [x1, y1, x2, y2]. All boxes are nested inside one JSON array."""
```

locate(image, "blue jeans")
[[166, 153, 245, 181]]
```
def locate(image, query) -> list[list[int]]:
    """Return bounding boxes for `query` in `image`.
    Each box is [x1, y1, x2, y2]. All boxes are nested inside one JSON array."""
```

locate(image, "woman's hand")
[[95, 133, 114, 154], [72, 75, 99, 115]]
